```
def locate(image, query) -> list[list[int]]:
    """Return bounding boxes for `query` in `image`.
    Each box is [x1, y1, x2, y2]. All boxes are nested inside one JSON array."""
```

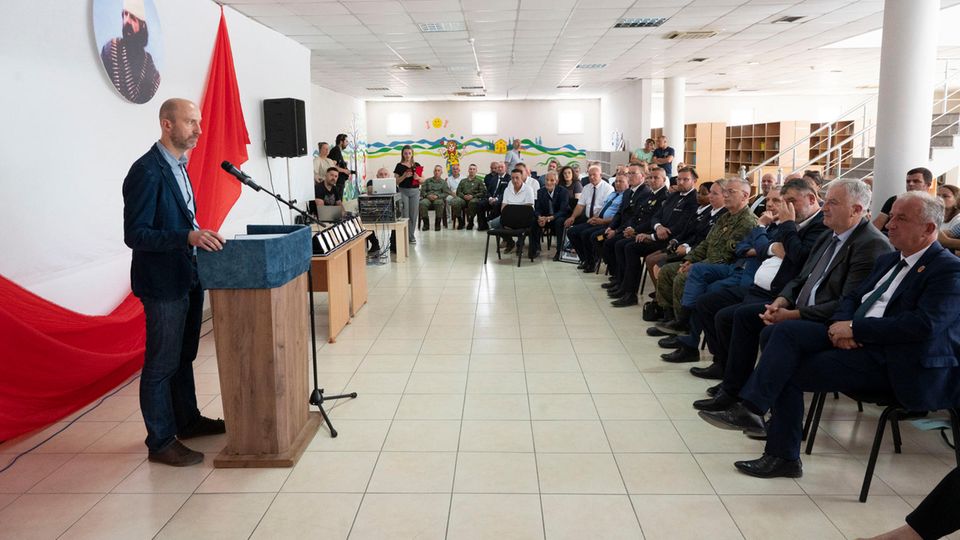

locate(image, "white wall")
[[600, 80, 653, 154], [364, 99, 600, 176], [310, 85, 367, 181], [0, 0, 313, 315]]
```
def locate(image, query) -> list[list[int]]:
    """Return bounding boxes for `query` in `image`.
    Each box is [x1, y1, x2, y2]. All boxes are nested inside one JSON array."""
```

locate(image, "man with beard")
[[123, 98, 227, 466], [101, 0, 161, 104]]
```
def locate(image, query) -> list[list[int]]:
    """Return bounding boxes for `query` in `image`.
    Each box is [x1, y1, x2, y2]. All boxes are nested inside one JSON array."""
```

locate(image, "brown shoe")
[[178, 416, 226, 439], [148, 440, 204, 467]]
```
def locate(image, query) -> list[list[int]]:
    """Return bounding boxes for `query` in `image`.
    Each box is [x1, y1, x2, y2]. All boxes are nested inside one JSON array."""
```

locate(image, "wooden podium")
[[197, 225, 320, 468]]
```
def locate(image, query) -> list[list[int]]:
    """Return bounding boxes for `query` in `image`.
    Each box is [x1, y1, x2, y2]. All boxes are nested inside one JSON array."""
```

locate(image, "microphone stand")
[[239, 178, 357, 438]]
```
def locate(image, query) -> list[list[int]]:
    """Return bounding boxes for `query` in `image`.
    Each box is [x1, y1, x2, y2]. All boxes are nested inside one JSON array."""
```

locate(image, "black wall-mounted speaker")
[[263, 98, 307, 158]]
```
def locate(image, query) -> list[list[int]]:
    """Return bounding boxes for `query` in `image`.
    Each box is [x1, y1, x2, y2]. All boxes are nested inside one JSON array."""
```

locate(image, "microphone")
[[221, 161, 262, 191]]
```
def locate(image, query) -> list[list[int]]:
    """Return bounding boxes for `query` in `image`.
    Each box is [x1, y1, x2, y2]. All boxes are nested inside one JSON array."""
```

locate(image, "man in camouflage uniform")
[[649, 177, 758, 335], [452, 163, 488, 230], [420, 165, 452, 231]]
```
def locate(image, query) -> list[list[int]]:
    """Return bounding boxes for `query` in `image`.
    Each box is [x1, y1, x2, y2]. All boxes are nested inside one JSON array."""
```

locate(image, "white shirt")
[[749, 193, 767, 213], [577, 180, 615, 217], [860, 245, 931, 318], [806, 222, 858, 307], [447, 175, 462, 194], [523, 177, 540, 194], [502, 183, 536, 206]]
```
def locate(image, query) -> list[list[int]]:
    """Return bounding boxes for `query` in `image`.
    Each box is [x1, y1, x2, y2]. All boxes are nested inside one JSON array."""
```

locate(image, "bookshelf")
[[809, 120, 855, 176], [649, 122, 726, 183], [724, 121, 811, 181]]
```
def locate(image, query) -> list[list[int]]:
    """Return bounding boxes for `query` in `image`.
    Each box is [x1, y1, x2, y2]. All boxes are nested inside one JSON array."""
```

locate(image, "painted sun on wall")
[[367, 137, 586, 174]]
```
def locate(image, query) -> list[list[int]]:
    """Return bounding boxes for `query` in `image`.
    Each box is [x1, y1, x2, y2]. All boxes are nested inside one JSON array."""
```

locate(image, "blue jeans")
[[680, 263, 742, 309], [139, 279, 204, 452]]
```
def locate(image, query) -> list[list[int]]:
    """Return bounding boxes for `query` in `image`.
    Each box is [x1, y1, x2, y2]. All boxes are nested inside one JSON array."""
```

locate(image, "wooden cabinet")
[[724, 121, 811, 181], [650, 123, 726, 183], [809, 121, 855, 176]]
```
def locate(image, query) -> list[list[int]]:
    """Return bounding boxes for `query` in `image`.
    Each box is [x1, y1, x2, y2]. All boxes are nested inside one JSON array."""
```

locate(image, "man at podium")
[[122, 98, 227, 466]]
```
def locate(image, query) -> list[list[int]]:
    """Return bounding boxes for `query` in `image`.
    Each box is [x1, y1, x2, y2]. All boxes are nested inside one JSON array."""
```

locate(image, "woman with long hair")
[[394, 145, 422, 244]]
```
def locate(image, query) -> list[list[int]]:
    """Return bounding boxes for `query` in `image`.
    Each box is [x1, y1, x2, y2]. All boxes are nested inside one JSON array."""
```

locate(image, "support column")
[[600, 79, 652, 153], [664, 77, 686, 161], [872, 0, 939, 213]]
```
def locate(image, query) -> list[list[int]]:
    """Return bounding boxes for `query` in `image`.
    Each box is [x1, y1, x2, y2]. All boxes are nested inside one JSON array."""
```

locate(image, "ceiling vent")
[[576, 63, 607, 70], [706, 87, 733, 92], [557, 84, 580, 89], [393, 64, 431, 71], [461, 85, 484, 90], [689, 57, 709, 63], [666, 31, 718, 40], [614, 17, 669, 28], [418, 21, 467, 33], [771, 15, 804, 24], [453, 91, 485, 97], [365, 87, 389, 91], [383, 94, 403, 98], [623, 76, 639, 80]]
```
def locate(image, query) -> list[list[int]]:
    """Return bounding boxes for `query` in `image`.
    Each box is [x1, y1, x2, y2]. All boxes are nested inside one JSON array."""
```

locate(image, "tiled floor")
[[1, 230, 957, 539]]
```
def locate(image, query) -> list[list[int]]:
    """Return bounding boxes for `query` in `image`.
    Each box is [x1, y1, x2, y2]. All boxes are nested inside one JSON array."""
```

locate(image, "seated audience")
[[750, 173, 776, 216], [600, 164, 658, 283], [489, 168, 537, 254], [533, 171, 569, 260], [563, 166, 624, 271], [478, 161, 510, 231], [315, 167, 342, 209], [451, 163, 487, 230], [557, 165, 583, 203], [419, 165, 452, 231], [873, 167, 933, 234], [446, 164, 463, 228], [937, 184, 960, 231], [634, 138, 656, 165], [699, 191, 960, 480]]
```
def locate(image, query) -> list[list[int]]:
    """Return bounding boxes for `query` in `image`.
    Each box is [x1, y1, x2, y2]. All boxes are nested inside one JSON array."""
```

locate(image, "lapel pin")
[[917, 265, 925, 273]]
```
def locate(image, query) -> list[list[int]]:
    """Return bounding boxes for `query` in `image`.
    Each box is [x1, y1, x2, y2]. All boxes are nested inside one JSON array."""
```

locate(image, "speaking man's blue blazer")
[[832, 242, 960, 411], [123, 144, 198, 301]]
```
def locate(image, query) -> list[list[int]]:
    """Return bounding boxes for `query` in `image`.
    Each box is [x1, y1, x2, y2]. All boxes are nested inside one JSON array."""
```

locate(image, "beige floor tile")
[[404, 372, 468, 394], [0, 421, 117, 455], [472, 338, 523, 354], [593, 394, 668, 420], [366, 339, 423, 357], [462, 394, 531, 421], [865, 453, 954, 496], [395, 393, 464, 420], [196, 467, 291, 493], [529, 394, 599, 420], [378, 325, 428, 339], [812, 494, 918, 540], [564, 325, 618, 339], [673, 420, 767, 454], [382, 420, 462, 451], [0, 493, 15, 511], [694, 453, 804, 495], [328, 393, 401, 419], [631, 494, 743, 540], [571, 338, 628, 355], [603, 420, 689, 453], [349, 493, 450, 540], [321, 338, 375, 355], [584, 372, 653, 393], [537, 453, 626, 494], [467, 371, 527, 393], [722, 494, 845, 539], [345, 373, 410, 394], [447, 494, 544, 540], [112, 459, 214, 493], [521, 324, 568, 338], [616, 453, 714, 494], [420, 339, 473, 355], [357, 354, 418, 372], [474, 323, 522, 339], [576, 354, 639, 372], [312, 354, 365, 372], [368, 452, 457, 493], [657, 393, 711, 421], [0, 493, 103, 539], [414, 354, 470, 372], [251, 493, 362, 540], [526, 372, 590, 393], [306, 419, 391, 452], [459, 420, 534, 452], [0, 453, 73, 493], [71, 395, 143, 423], [426, 326, 474, 341], [281, 451, 378, 493], [794, 453, 895, 496], [522, 353, 582, 372], [156, 493, 274, 539], [30, 453, 143, 493], [454, 452, 539, 493], [820, 419, 927, 455], [83, 421, 147, 454], [522, 337, 575, 355], [60, 493, 189, 540], [532, 420, 611, 453], [541, 494, 643, 540], [642, 372, 715, 394], [468, 353, 526, 372]]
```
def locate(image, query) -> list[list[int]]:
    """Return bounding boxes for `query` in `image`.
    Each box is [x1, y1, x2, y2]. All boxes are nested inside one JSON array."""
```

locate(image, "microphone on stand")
[[220, 161, 263, 192]]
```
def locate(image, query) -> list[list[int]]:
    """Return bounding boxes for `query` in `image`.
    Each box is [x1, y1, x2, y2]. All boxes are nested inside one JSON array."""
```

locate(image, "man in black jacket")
[[478, 161, 510, 230], [599, 163, 654, 277], [607, 167, 699, 307]]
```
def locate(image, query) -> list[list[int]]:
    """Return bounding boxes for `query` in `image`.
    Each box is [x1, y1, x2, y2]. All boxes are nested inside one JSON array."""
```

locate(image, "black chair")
[[484, 205, 537, 267], [803, 391, 960, 502]]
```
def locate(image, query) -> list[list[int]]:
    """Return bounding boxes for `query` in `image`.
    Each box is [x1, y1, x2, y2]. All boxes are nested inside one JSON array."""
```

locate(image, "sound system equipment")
[[358, 194, 402, 223], [263, 98, 307, 158]]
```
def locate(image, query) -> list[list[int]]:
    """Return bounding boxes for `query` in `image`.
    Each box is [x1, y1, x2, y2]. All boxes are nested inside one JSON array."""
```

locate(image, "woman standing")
[[313, 142, 335, 183], [394, 145, 423, 244]]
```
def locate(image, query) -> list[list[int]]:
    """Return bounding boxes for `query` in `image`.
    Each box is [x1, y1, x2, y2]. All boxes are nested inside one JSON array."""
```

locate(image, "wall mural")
[[367, 136, 587, 175]]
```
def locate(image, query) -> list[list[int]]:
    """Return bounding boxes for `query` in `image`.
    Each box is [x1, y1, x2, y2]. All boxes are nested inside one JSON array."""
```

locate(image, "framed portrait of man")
[[93, 0, 164, 104]]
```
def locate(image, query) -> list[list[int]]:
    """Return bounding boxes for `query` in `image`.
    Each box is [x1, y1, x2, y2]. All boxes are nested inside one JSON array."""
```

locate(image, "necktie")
[[796, 236, 840, 307], [598, 196, 616, 219], [853, 260, 908, 319], [588, 187, 597, 218], [547, 191, 554, 215]]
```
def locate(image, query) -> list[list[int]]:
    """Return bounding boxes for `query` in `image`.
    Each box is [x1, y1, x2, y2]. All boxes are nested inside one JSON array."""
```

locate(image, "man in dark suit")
[[123, 98, 227, 467], [695, 179, 891, 411], [533, 171, 569, 259], [700, 191, 960, 479], [686, 178, 827, 379], [599, 163, 656, 282], [478, 161, 510, 230]]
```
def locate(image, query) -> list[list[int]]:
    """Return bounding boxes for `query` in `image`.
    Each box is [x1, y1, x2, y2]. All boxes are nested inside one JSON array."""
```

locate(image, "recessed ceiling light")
[[747, 61, 760, 65], [453, 91, 485, 97], [689, 58, 709, 63], [383, 94, 403, 98], [666, 31, 718, 40], [771, 15, 804, 24], [557, 84, 580, 88], [366, 87, 389, 91], [613, 17, 669, 28], [393, 63, 431, 71], [461, 85, 484, 90], [418, 21, 466, 33], [576, 63, 607, 70]]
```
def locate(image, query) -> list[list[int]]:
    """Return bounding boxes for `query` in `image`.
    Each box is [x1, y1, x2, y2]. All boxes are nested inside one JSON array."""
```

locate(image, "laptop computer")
[[370, 179, 398, 194], [315, 205, 343, 222]]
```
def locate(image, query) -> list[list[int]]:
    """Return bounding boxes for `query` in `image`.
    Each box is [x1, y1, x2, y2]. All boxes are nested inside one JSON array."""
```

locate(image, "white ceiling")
[[221, 0, 960, 100]]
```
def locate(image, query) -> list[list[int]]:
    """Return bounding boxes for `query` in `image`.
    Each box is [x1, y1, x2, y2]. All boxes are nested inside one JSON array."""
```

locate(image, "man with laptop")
[[315, 167, 342, 209]]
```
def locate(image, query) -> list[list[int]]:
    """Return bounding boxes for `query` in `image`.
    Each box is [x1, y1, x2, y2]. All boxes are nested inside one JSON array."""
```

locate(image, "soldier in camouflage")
[[650, 177, 758, 335], [420, 165, 453, 231], [451, 163, 488, 230]]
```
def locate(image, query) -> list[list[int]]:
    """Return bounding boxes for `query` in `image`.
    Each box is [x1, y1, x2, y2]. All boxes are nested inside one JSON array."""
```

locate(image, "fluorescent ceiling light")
[[824, 4, 960, 48]]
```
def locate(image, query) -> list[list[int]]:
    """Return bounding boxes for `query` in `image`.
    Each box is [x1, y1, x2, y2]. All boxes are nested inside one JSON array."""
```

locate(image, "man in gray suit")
[[694, 179, 893, 418]]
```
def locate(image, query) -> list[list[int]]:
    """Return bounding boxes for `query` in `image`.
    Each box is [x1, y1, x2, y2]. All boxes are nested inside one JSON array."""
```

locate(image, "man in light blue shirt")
[[565, 169, 627, 272]]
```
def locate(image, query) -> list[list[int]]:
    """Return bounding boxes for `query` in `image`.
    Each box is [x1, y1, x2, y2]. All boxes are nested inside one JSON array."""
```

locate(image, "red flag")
[[188, 8, 249, 231]]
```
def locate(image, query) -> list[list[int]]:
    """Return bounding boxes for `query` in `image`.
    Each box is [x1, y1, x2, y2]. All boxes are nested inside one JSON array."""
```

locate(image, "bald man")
[[123, 98, 227, 467]]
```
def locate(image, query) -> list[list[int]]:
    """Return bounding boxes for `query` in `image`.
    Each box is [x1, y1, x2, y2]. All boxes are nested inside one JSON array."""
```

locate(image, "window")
[[386, 112, 411, 136], [558, 110, 584, 134], [472, 111, 497, 135]]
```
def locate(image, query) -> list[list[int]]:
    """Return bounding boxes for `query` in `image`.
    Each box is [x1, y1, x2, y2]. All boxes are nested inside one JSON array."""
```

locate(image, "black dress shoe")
[[601, 281, 619, 289], [661, 345, 700, 363], [577, 262, 587, 269], [178, 416, 226, 440], [744, 428, 768, 440], [693, 389, 737, 411], [611, 295, 638, 307], [148, 440, 204, 467], [656, 319, 690, 335], [646, 326, 672, 337], [657, 336, 682, 349], [706, 383, 721, 397], [552, 252, 561, 262], [698, 402, 765, 433], [734, 455, 802, 479], [582, 264, 597, 273], [690, 362, 724, 380], [607, 288, 624, 298]]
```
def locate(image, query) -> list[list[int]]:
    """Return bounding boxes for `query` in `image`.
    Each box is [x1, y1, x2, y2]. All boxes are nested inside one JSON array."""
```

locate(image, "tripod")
[[232, 167, 357, 438]]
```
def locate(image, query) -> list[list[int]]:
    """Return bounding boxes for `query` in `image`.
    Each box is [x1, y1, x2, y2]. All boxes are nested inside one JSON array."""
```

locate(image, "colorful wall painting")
[[366, 137, 586, 170]]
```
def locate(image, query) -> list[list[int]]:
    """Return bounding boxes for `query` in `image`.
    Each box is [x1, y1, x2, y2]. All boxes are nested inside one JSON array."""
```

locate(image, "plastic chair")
[[484, 205, 537, 267]]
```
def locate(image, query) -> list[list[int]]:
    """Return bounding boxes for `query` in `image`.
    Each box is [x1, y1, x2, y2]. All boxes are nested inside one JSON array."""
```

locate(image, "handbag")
[[642, 301, 664, 322]]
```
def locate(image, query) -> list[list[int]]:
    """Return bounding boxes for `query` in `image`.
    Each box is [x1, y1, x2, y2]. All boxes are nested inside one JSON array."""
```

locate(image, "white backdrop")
[[0, 0, 314, 315]]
